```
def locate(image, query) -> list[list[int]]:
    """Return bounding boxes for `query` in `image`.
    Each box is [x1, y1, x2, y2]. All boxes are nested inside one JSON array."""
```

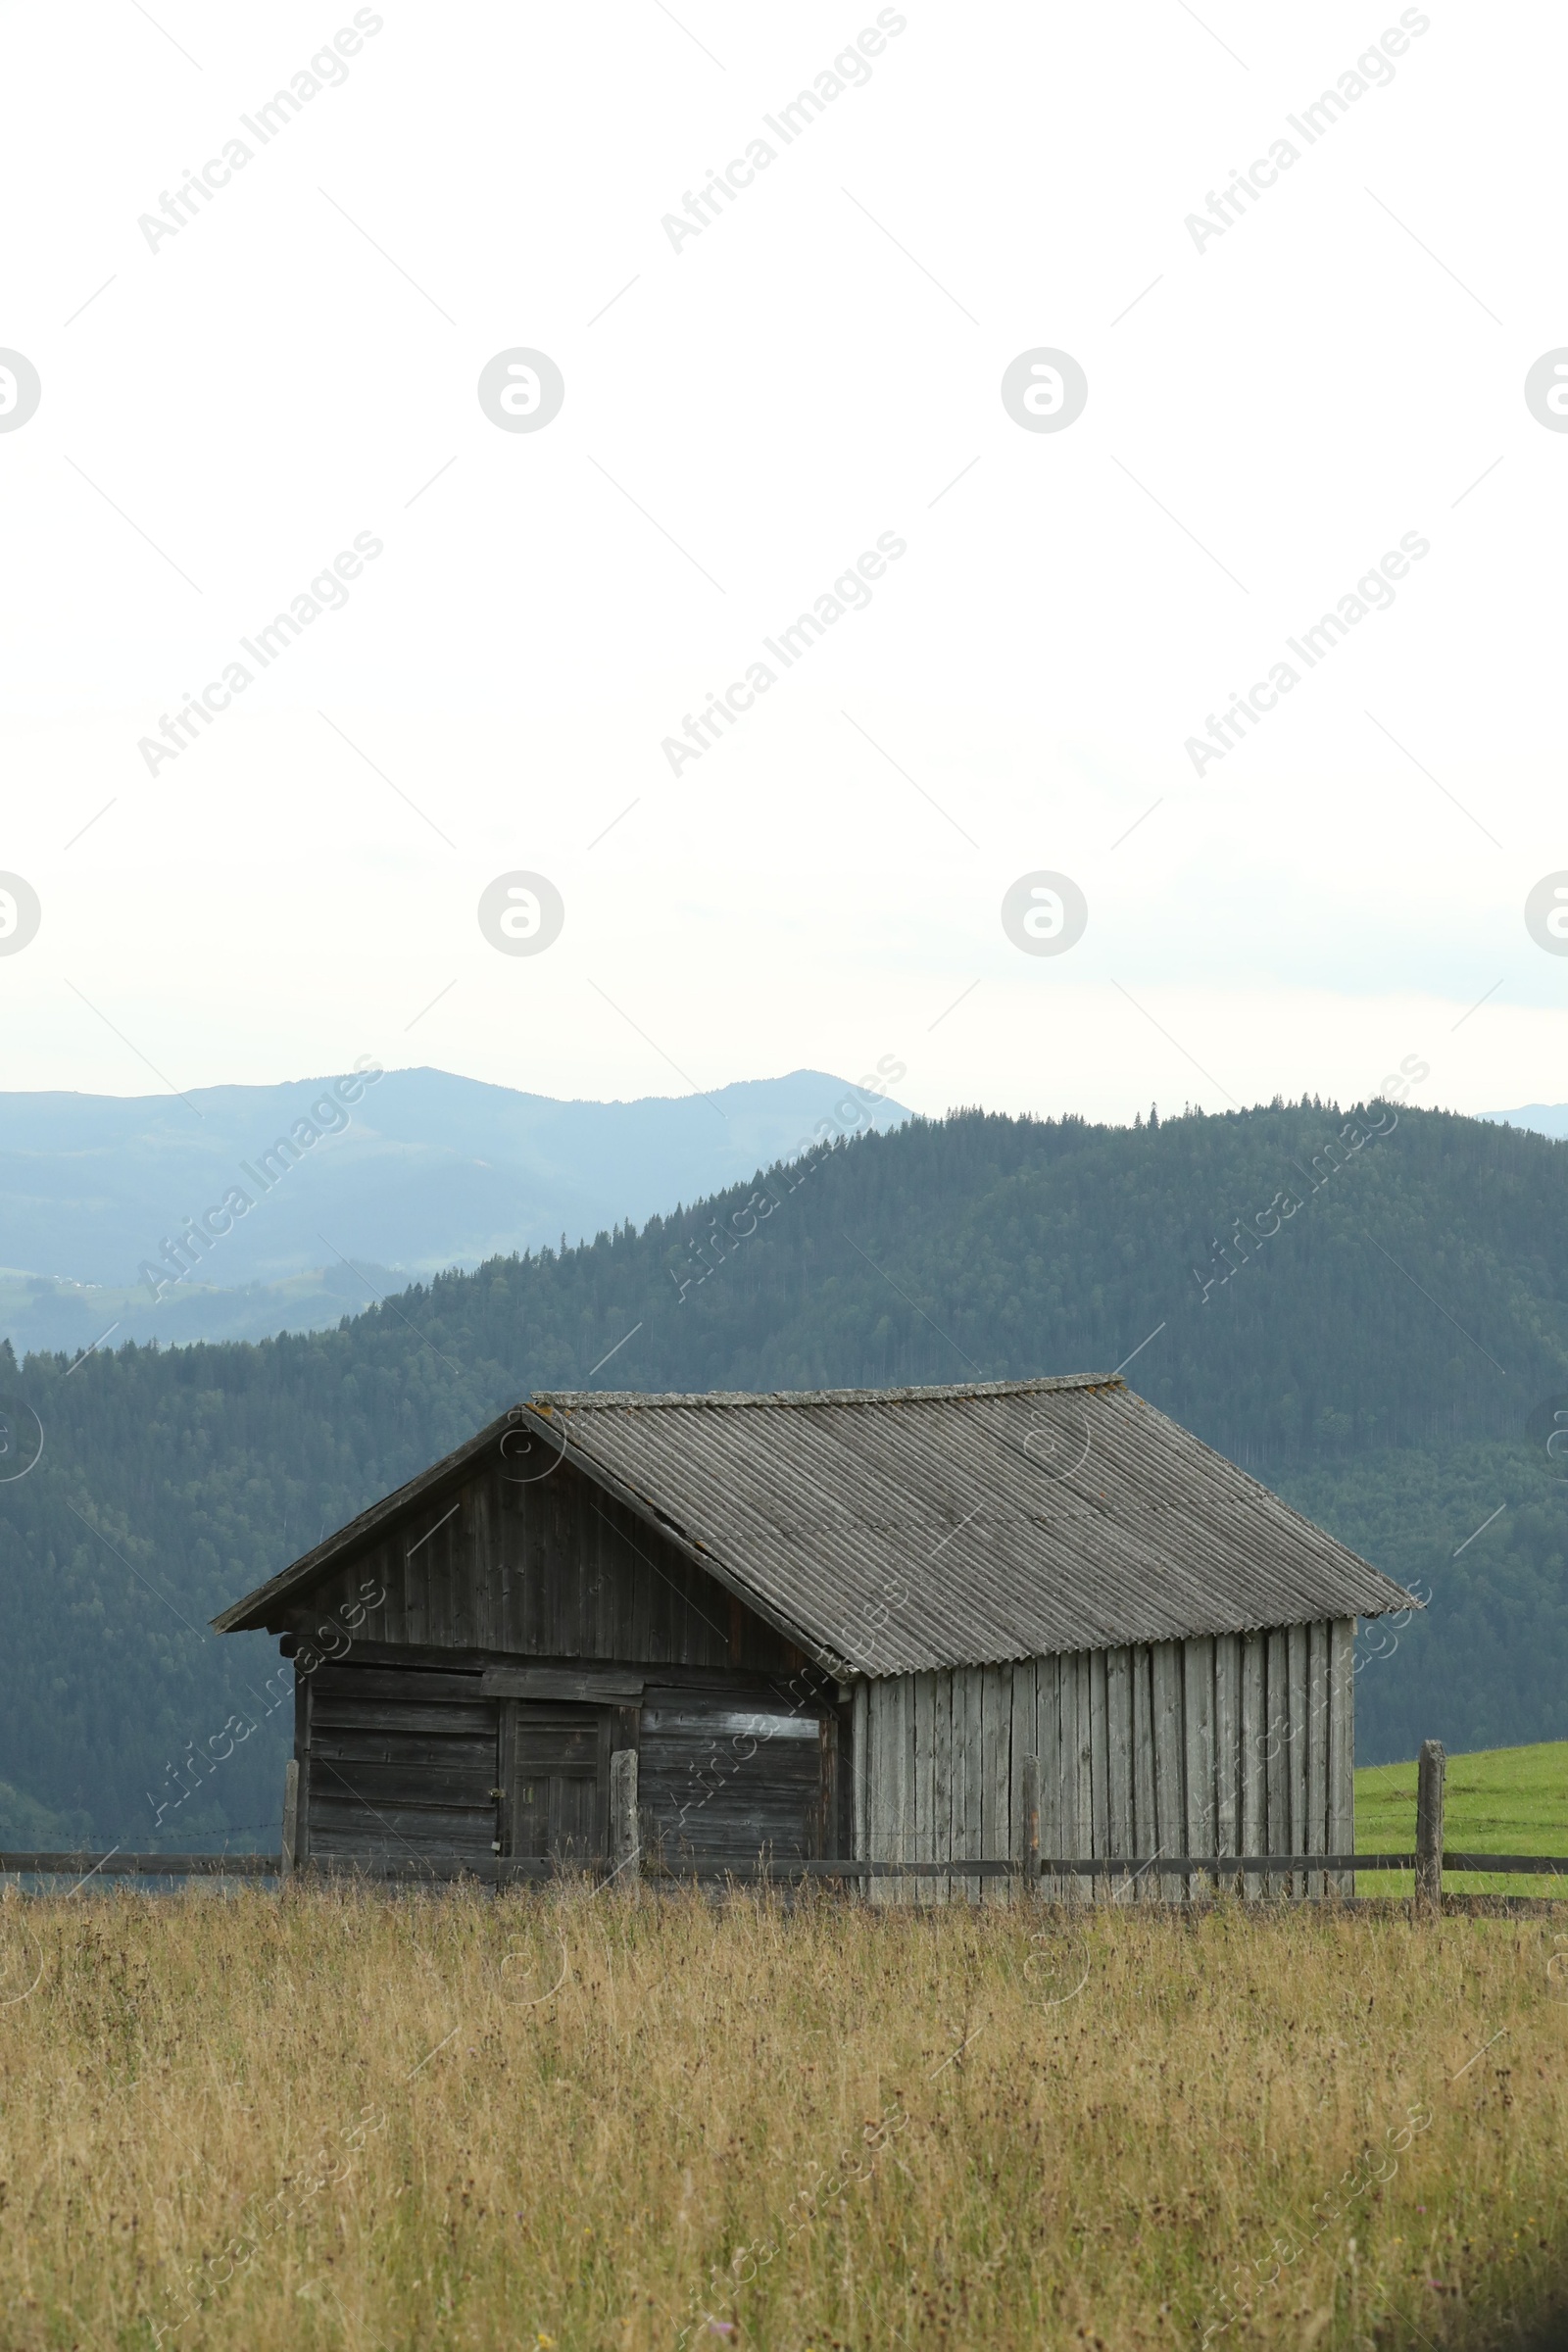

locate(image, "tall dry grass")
[[0, 1883, 1562, 2350]]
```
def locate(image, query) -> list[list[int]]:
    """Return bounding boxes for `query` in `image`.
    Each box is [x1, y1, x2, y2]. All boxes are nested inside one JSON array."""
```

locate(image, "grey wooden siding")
[[292, 1453, 806, 1674], [858, 1619, 1355, 1902]]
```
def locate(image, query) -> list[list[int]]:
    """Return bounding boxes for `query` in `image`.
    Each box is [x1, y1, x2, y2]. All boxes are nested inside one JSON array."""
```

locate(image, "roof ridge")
[[531, 1375, 1125, 1409]]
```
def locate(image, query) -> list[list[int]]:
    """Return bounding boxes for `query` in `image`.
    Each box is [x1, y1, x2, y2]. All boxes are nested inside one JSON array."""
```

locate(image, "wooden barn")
[[214, 1377, 1412, 1896]]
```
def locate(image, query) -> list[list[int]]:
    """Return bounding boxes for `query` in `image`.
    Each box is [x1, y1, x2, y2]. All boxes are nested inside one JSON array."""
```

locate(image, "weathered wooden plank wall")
[[640, 1694, 824, 1871], [291, 1453, 806, 1675], [303, 1663, 500, 1872], [1327, 1618, 1355, 1897], [858, 1619, 1355, 1902], [298, 1657, 835, 1876], [1241, 1631, 1265, 1897]]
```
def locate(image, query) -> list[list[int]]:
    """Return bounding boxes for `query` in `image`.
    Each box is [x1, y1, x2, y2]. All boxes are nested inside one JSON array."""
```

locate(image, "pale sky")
[[2, 0, 1564, 1131]]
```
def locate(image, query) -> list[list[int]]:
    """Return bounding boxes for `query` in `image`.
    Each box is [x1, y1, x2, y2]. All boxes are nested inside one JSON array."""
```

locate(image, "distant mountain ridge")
[[0, 1064, 909, 1354], [1483, 1103, 1568, 1141]]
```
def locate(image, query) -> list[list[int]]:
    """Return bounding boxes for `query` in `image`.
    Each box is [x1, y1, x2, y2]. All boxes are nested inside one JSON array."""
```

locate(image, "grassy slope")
[[0, 1890, 1563, 2352], [1357, 1739, 1568, 1897]]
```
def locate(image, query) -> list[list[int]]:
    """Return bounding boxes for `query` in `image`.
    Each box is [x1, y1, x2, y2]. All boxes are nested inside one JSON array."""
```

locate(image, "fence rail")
[[0, 1852, 280, 1877], [2, 1849, 1563, 1885]]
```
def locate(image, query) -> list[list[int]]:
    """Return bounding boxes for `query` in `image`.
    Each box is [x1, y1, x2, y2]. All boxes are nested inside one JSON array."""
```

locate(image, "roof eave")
[[210, 1408, 514, 1633]]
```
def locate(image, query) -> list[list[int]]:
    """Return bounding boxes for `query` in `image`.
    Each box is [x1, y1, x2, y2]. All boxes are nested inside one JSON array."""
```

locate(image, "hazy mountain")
[[0, 1065, 908, 1354], [1483, 1103, 1568, 1141]]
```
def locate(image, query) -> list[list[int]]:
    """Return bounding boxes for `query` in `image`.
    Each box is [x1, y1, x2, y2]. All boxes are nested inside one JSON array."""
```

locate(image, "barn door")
[[498, 1700, 612, 1868]]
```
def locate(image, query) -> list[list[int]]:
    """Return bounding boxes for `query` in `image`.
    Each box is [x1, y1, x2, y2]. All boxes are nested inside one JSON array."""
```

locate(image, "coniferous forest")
[[1, 1096, 1564, 1848]]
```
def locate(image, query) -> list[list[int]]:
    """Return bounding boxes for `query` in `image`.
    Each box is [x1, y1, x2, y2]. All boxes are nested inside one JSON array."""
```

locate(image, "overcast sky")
[[1, 0, 1563, 1129]]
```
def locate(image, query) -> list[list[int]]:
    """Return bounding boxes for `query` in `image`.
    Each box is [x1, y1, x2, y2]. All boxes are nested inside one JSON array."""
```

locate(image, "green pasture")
[[1356, 1737, 1568, 1898]]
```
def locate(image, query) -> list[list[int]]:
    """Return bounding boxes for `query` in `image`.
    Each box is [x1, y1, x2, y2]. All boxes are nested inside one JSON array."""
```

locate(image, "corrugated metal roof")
[[215, 1376, 1412, 1672]]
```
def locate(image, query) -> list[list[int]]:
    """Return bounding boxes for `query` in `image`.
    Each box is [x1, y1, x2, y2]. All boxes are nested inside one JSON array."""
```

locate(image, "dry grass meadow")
[[0, 1884, 1564, 2351]]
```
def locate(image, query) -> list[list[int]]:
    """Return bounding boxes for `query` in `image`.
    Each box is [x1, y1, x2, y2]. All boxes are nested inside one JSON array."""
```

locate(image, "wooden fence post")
[[1019, 1751, 1040, 1899], [1415, 1739, 1445, 1916], [280, 1759, 299, 1882], [610, 1749, 640, 1887]]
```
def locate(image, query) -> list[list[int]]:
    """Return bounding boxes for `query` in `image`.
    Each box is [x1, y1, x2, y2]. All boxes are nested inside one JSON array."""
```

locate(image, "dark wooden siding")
[[289, 1452, 805, 1673], [302, 1663, 499, 1873], [297, 1655, 838, 1876], [639, 1686, 828, 1873]]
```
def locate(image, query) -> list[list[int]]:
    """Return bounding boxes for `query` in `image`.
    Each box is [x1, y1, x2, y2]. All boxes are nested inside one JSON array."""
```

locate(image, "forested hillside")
[[2, 1096, 1565, 1847]]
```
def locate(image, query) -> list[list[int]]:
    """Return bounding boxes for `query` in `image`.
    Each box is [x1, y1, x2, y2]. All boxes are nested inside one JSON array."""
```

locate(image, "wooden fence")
[[0, 1850, 1564, 1888], [5, 1739, 1560, 1897]]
